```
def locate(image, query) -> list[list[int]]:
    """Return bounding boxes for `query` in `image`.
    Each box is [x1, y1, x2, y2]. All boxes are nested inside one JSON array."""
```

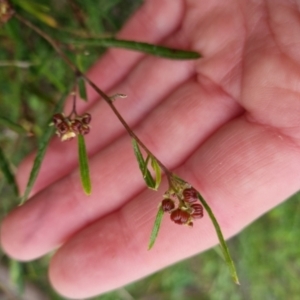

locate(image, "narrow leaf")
[[20, 94, 66, 204], [70, 38, 201, 60], [143, 155, 151, 178], [78, 76, 88, 102], [132, 139, 155, 189], [76, 54, 84, 72], [13, 0, 50, 12], [0, 148, 19, 196], [78, 134, 91, 195], [151, 157, 162, 190], [14, 0, 58, 27], [197, 192, 240, 284], [148, 205, 164, 250], [0, 116, 27, 134]]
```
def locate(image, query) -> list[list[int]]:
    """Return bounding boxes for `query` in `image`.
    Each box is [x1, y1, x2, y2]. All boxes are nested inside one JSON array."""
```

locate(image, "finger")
[[16, 0, 185, 196], [64, 0, 185, 113], [17, 53, 195, 196], [48, 117, 300, 299], [1, 77, 241, 260]]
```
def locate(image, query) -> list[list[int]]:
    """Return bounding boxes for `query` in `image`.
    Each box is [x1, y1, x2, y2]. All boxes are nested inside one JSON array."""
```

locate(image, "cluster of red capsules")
[[161, 187, 203, 227], [52, 112, 91, 141]]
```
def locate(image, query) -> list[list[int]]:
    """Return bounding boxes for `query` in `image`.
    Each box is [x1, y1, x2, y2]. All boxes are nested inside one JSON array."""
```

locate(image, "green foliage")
[[0, 116, 27, 135], [70, 37, 201, 59], [197, 192, 239, 285], [132, 138, 156, 189], [9, 259, 25, 294], [20, 93, 66, 204], [0, 147, 19, 196], [77, 76, 88, 101], [151, 156, 162, 190], [148, 205, 164, 250], [132, 139, 162, 191], [78, 134, 91, 195]]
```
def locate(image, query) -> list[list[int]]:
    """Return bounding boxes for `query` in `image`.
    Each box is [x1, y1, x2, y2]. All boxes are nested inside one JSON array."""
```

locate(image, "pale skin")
[[1, 0, 300, 298]]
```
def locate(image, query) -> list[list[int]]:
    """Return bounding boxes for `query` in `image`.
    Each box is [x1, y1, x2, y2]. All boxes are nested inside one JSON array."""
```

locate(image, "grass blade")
[[151, 157, 161, 191], [20, 94, 66, 204], [78, 76, 88, 102], [0, 147, 19, 196], [14, 0, 58, 27], [76, 54, 85, 72], [197, 192, 240, 285], [9, 259, 24, 294], [78, 134, 91, 195], [148, 205, 164, 250], [132, 139, 155, 189], [0, 116, 27, 134], [70, 38, 201, 60], [143, 155, 151, 178]]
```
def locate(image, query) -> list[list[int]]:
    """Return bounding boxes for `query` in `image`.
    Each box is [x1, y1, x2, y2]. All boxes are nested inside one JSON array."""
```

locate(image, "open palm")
[[2, 0, 300, 298]]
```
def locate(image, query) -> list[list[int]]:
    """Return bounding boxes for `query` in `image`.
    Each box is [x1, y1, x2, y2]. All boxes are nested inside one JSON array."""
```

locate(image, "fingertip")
[[0, 212, 34, 261], [0, 198, 52, 261]]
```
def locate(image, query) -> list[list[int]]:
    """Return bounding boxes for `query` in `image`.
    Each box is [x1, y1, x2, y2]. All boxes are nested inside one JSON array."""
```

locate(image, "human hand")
[[2, 0, 300, 298]]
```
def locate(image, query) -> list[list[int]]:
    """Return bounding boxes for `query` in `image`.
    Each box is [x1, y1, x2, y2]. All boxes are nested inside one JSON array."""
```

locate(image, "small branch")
[[15, 12, 173, 180]]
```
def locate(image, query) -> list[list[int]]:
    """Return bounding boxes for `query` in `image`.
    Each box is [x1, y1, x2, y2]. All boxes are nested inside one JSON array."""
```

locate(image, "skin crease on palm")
[[2, 0, 300, 298]]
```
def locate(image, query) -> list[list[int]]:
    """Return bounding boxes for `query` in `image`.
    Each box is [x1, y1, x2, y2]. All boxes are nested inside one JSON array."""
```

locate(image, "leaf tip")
[[234, 276, 240, 285], [84, 188, 92, 196]]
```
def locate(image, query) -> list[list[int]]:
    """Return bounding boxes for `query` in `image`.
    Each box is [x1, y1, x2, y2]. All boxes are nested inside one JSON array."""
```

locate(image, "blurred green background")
[[0, 0, 300, 299]]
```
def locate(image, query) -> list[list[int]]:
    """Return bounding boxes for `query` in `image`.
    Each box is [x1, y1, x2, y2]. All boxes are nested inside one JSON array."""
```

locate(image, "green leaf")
[[0, 148, 19, 196], [70, 38, 201, 60], [0, 116, 27, 134], [13, 0, 50, 12], [78, 134, 91, 195], [151, 157, 162, 190], [78, 76, 88, 102], [148, 205, 164, 250], [197, 192, 240, 285], [9, 259, 24, 294], [20, 94, 66, 204], [143, 155, 151, 178], [14, 0, 58, 27], [132, 139, 155, 189], [76, 54, 84, 72]]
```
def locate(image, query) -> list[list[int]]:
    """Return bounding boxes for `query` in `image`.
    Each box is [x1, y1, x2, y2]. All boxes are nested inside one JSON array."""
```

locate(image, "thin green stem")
[[15, 12, 173, 180]]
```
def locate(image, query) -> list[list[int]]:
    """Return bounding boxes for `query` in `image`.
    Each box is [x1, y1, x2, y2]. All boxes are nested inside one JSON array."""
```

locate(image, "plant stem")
[[15, 12, 173, 181]]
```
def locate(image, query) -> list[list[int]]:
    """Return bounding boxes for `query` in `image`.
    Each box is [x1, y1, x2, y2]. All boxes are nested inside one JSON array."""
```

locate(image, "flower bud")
[[81, 113, 91, 124], [57, 121, 69, 134], [79, 125, 90, 135], [71, 119, 83, 134], [52, 113, 65, 126], [190, 203, 203, 219], [183, 187, 197, 203], [170, 209, 190, 225], [161, 199, 175, 212]]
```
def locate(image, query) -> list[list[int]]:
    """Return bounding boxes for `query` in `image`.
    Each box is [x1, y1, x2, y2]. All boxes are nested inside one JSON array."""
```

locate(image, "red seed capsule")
[[183, 187, 198, 203], [52, 113, 64, 125], [79, 125, 90, 135], [190, 203, 203, 219], [71, 119, 83, 134], [170, 209, 190, 225], [81, 113, 91, 124], [57, 121, 69, 134], [161, 199, 175, 212]]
